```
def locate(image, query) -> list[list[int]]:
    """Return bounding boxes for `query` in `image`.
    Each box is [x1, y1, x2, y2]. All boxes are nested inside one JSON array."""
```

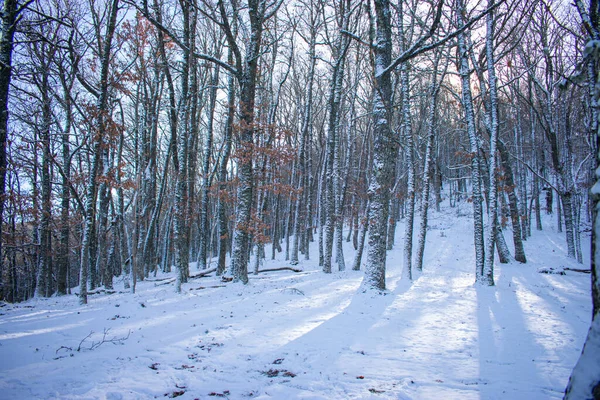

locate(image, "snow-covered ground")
[[0, 202, 592, 399]]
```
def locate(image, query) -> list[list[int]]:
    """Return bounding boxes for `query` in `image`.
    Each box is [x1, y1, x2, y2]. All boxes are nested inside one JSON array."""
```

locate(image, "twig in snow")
[[77, 328, 131, 352]]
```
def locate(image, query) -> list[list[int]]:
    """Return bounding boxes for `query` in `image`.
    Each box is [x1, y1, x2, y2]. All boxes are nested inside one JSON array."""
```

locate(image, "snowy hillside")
[[0, 205, 592, 400]]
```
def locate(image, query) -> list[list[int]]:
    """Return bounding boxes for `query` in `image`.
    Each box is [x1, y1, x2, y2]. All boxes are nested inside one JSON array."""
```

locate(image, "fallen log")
[[564, 267, 591, 274], [256, 266, 303, 274], [189, 285, 226, 291], [154, 267, 218, 286]]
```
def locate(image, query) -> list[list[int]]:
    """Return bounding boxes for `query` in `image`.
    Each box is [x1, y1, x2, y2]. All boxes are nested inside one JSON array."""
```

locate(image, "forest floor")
[[0, 200, 593, 399]]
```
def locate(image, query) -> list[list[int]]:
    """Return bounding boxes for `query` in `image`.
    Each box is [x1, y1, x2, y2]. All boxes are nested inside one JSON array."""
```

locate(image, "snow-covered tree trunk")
[[271, 194, 282, 260], [415, 53, 444, 273], [363, 0, 395, 290], [322, 25, 347, 274], [386, 197, 398, 250], [198, 64, 220, 270], [28, 29, 56, 298], [400, 63, 415, 281], [304, 133, 314, 260], [115, 120, 132, 291], [515, 114, 529, 240], [173, 2, 196, 292], [335, 120, 354, 271], [229, 0, 270, 284], [353, 202, 369, 271], [57, 76, 73, 295], [457, 0, 485, 282], [217, 45, 236, 276], [563, 98, 583, 263], [138, 63, 160, 279], [318, 156, 325, 267], [482, 0, 498, 286], [291, 23, 316, 265], [96, 149, 112, 290], [78, 0, 119, 304]]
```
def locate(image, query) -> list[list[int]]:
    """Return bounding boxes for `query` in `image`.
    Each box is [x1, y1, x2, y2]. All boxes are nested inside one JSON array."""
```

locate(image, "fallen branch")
[[77, 328, 131, 352], [189, 285, 226, 291], [155, 267, 218, 286], [256, 266, 303, 274], [538, 267, 565, 275], [281, 287, 305, 295], [87, 288, 117, 295], [564, 267, 592, 274], [191, 267, 218, 278], [144, 276, 173, 282]]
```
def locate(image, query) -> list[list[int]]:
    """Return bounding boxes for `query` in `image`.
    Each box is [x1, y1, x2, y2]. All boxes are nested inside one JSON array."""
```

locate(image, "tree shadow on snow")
[[476, 271, 563, 399]]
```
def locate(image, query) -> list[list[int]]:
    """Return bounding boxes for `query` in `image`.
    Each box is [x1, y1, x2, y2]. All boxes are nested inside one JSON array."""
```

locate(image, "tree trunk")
[[199, 65, 220, 270], [78, 0, 120, 305], [0, 0, 22, 286], [230, 0, 267, 284], [565, 4, 600, 394], [322, 22, 347, 274], [401, 61, 415, 281], [291, 22, 316, 265], [57, 89, 72, 296], [482, 0, 498, 286], [497, 140, 526, 263], [352, 203, 369, 271], [415, 53, 444, 273], [457, 0, 486, 283], [364, 0, 395, 290], [35, 53, 54, 297]]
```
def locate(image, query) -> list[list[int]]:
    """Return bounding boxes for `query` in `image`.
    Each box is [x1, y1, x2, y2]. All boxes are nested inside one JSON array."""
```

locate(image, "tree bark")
[[497, 140, 526, 263], [364, 0, 395, 290]]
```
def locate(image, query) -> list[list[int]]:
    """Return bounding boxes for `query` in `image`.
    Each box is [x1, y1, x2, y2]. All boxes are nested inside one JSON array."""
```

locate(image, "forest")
[[1, 0, 600, 398]]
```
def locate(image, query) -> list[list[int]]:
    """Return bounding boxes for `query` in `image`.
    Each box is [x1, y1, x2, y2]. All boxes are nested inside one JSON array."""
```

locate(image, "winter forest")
[[1, 0, 600, 398]]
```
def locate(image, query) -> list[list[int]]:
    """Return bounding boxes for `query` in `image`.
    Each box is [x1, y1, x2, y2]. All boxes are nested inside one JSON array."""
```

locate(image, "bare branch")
[[380, 0, 505, 77]]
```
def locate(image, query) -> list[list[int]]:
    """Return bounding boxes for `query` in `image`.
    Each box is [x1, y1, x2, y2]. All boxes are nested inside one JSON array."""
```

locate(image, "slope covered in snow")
[[0, 204, 592, 399]]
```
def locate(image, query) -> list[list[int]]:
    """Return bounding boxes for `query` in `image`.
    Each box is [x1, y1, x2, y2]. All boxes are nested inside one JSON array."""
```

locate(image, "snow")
[[0, 201, 592, 399]]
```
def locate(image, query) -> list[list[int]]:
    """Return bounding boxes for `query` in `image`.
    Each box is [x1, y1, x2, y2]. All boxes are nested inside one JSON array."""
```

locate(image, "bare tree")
[[78, 0, 121, 304]]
